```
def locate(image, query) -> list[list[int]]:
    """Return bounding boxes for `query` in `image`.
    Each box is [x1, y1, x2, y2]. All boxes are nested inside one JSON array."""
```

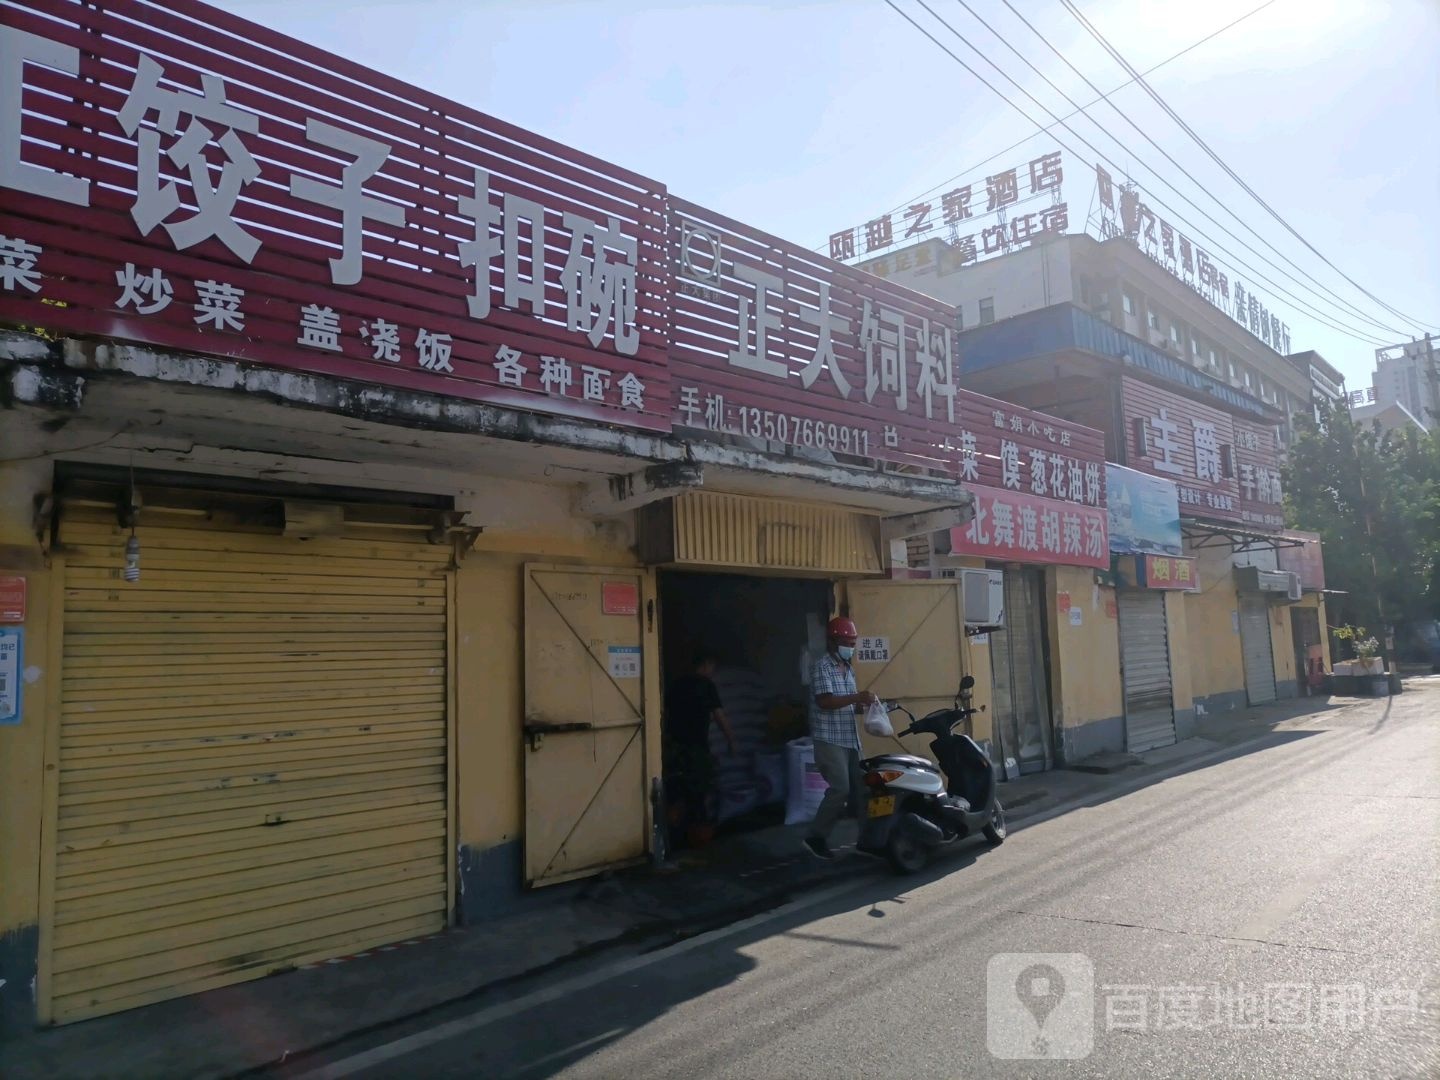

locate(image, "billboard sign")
[[945, 484, 1109, 570], [1106, 464, 1181, 556], [0, 1, 671, 430]]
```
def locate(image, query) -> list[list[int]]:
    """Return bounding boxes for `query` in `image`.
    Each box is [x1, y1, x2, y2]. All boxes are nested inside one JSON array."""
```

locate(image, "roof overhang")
[[3, 335, 971, 517], [1181, 518, 1308, 552]]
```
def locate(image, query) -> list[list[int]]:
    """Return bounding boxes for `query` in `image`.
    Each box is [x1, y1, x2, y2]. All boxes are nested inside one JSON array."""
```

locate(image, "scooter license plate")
[[867, 795, 895, 818]]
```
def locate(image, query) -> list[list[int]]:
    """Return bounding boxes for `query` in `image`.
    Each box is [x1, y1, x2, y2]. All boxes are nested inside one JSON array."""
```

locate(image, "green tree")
[[1283, 402, 1440, 643]]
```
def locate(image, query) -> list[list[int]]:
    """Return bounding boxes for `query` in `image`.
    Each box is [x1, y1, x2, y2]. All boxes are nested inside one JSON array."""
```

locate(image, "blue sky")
[[215, 0, 1440, 389]]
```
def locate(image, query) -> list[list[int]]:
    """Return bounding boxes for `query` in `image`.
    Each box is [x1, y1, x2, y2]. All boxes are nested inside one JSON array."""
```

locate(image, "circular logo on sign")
[[680, 220, 723, 285]]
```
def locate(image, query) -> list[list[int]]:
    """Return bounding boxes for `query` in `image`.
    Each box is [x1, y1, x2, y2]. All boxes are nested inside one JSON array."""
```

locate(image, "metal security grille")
[[1239, 593, 1278, 705], [47, 500, 450, 1023], [1118, 590, 1176, 753]]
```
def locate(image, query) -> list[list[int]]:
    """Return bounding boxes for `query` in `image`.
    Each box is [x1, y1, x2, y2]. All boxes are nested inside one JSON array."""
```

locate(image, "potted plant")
[[1332, 624, 1385, 685]]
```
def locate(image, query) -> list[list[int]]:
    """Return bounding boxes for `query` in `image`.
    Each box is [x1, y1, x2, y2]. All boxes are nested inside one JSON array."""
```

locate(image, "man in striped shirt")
[[804, 616, 878, 860]]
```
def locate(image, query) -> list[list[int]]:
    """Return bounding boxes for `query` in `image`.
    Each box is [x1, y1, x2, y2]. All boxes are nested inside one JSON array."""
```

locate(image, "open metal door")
[[847, 580, 967, 760], [523, 565, 648, 887]]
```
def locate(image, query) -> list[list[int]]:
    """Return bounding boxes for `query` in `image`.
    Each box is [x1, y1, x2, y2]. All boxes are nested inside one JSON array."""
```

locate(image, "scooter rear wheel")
[[983, 801, 1007, 844], [886, 831, 929, 874]]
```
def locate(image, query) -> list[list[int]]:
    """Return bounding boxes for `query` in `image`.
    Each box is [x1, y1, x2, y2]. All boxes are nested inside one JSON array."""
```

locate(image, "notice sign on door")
[[0, 577, 25, 623], [607, 645, 641, 679], [856, 636, 890, 662], [0, 628, 21, 725], [602, 581, 639, 616]]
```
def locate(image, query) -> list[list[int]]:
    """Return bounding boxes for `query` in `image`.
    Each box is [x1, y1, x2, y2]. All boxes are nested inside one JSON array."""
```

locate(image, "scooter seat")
[[863, 753, 940, 772]]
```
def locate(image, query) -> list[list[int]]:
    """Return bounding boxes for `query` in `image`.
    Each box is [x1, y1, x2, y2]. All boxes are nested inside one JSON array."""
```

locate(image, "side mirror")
[[959, 675, 975, 691]]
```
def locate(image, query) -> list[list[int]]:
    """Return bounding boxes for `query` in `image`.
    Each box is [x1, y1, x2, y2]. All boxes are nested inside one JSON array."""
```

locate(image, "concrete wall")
[[1268, 597, 1300, 699], [1044, 565, 1124, 763], [1165, 590, 1197, 739], [0, 460, 51, 1032], [1184, 542, 1248, 713], [0, 454, 651, 1026], [880, 239, 1076, 329]]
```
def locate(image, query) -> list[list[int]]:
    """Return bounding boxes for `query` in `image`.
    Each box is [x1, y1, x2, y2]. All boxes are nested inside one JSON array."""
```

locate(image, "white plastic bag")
[[863, 698, 893, 737], [784, 737, 829, 825]]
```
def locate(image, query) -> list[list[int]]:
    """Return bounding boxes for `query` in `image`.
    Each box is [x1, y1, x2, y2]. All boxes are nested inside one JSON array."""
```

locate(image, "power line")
[[992, 0, 1412, 339], [928, 0, 1402, 343], [883, 0, 1389, 346], [1060, 0, 1440, 335], [816, 0, 1278, 254]]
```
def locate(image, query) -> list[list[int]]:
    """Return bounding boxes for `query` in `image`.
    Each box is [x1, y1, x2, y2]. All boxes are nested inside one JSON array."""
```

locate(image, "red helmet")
[[827, 616, 858, 640]]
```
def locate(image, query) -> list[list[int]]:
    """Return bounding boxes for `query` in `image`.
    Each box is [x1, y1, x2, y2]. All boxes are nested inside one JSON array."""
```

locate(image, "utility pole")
[[1422, 333, 1439, 428]]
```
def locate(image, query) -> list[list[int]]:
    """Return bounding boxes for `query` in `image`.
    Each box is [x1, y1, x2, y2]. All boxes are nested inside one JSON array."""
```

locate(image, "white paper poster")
[[607, 645, 641, 679], [0, 629, 21, 725], [856, 636, 890, 662]]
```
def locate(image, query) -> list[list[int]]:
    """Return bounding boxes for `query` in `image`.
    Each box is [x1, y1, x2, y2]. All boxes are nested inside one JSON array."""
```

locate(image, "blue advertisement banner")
[[1107, 464, 1182, 556]]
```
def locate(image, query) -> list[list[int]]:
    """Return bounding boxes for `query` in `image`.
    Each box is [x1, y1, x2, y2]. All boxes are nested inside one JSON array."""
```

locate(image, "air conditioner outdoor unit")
[[1285, 572, 1303, 602], [961, 567, 1005, 627]]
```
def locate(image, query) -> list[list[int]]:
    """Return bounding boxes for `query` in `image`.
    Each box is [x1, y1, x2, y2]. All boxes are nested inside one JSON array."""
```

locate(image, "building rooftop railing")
[[956, 304, 1280, 420]]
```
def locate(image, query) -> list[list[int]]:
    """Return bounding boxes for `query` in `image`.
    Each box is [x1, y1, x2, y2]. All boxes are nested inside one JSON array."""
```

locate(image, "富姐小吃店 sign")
[[1121, 377, 1284, 530], [945, 485, 1109, 570], [0, 1, 670, 430]]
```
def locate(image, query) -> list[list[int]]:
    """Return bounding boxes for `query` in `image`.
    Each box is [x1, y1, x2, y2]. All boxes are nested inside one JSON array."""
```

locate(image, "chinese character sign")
[[671, 200, 971, 471], [0, 3, 670, 430], [829, 151, 1067, 270], [948, 485, 1109, 569], [1121, 377, 1284, 529]]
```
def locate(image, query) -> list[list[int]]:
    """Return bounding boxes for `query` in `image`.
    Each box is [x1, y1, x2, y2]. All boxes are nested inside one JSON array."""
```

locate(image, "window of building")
[[1147, 309, 1160, 331], [1244, 370, 1253, 391], [979, 297, 995, 326], [1220, 444, 1236, 479], [1208, 347, 1219, 370], [1190, 336, 1201, 356], [1169, 322, 1181, 345], [1122, 292, 1136, 316]]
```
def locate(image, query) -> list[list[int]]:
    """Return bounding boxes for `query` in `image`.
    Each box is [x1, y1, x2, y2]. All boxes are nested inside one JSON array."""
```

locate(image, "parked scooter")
[[856, 675, 1006, 873]]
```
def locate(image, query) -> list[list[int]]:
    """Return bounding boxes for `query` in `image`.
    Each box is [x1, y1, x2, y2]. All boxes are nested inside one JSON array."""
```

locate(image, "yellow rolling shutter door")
[[49, 501, 451, 1024]]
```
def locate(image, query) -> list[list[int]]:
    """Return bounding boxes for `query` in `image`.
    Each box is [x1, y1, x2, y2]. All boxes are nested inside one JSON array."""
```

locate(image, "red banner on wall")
[[0, 0, 671, 430], [946, 485, 1109, 569], [1119, 377, 1284, 529], [667, 201, 1109, 480]]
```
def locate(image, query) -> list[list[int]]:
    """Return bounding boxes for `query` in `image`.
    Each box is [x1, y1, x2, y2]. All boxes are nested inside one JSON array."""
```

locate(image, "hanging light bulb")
[[124, 531, 140, 583]]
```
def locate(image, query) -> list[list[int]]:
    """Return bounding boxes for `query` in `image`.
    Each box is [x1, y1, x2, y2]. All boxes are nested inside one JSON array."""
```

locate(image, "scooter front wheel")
[[983, 801, 1007, 845], [886, 830, 929, 874]]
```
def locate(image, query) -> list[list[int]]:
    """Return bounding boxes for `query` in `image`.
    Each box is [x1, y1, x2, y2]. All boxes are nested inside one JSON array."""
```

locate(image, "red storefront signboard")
[[946, 485, 1109, 570], [1119, 376, 1284, 530], [0, 0, 671, 430], [668, 198, 1108, 488], [1138, 554, 1200, 591]]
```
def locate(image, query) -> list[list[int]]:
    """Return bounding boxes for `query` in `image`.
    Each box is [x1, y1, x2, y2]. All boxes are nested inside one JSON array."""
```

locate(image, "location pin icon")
[[1015, 963, 1067, 1031]]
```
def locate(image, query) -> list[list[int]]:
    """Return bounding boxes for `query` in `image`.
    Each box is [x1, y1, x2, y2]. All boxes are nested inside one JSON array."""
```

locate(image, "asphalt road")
[[293, 681, 1440, 1080]]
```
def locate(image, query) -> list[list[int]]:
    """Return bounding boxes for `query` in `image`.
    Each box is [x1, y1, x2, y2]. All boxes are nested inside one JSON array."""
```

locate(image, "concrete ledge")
[[1059, 714, 1125, 764]]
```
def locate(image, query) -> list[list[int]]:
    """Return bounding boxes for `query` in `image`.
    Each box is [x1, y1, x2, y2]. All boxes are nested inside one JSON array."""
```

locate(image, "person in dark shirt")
[[663, 653, 735, 847]]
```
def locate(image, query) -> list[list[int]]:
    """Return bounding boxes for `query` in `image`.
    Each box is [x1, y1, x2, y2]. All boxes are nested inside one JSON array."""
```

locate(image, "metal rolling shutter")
[[1118, 590, 1176, 753], [49, 500, 450, 1023], [1239, 593, 1277, 705]]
